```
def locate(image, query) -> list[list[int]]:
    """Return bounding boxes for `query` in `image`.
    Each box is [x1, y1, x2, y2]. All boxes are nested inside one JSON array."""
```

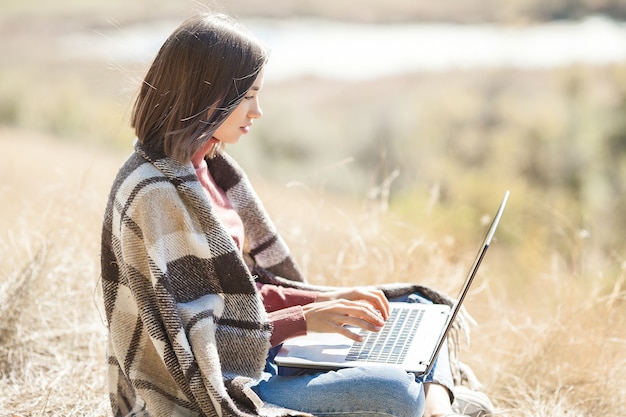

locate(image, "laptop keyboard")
[[345, 307, 424, 364]]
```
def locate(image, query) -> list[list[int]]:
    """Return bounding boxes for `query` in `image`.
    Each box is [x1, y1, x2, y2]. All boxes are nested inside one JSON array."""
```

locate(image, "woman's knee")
[[254, 366, 425, 417], [335, 366, 425, 417]]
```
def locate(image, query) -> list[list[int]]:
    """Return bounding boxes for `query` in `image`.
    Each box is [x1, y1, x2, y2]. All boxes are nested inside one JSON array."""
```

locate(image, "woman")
[[100, 13, 493, 417]]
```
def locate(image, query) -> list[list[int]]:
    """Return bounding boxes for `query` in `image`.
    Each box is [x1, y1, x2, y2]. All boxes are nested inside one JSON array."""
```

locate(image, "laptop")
[[274, 190, 510, 376]]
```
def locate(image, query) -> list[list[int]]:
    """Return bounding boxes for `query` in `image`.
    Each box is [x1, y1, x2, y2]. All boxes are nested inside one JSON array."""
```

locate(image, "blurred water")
[[63, 16, 626, 81]]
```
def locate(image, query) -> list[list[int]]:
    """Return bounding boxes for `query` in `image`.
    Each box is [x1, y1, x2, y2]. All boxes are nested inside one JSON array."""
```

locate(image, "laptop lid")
[[275, 190, 510, 375], [420, 189, 509, 376]]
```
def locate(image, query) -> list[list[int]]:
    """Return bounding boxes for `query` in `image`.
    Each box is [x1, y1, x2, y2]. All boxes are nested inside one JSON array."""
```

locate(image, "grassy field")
[[1, 1, 626, 416], [1, 127, 625, 416]]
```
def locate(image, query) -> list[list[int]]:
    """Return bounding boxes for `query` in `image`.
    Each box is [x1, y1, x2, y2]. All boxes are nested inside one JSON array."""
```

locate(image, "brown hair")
[[131, 13, 268, 163]]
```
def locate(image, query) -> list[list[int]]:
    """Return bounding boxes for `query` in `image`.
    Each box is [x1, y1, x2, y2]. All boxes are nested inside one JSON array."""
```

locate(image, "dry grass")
[[1, 128, 625, 416], [0, 129, 125, 416], [1, 1, 625, 415]]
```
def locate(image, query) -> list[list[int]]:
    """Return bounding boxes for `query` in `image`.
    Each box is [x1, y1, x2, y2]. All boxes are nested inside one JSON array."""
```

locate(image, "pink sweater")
[[195, 159, 318, 346]]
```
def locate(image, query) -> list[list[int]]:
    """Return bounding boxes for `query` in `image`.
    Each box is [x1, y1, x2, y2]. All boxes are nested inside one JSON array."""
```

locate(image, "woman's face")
[[213, 68, 265, 145]]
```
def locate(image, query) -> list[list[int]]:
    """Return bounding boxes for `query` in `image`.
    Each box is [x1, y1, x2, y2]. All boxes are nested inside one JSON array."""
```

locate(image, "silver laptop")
[[275, 190, 509, 376]]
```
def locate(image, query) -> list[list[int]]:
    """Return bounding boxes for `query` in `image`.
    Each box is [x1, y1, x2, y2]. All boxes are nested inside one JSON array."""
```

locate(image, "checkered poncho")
[[100, 142, 474, 417], [101, 141, 312, 416]]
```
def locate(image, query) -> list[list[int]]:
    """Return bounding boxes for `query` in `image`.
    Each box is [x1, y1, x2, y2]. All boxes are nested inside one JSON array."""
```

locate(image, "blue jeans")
[[250, 292, 454, 417]]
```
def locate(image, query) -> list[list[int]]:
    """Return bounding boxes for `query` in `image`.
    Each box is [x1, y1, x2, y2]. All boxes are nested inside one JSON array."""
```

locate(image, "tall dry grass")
[[1, 128, 624, 416], [1, 2, 625, 415], [0, 130, 125, 415]]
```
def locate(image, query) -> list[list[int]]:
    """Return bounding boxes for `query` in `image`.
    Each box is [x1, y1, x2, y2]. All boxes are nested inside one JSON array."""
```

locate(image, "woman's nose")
[[250, 102, 263, 119]]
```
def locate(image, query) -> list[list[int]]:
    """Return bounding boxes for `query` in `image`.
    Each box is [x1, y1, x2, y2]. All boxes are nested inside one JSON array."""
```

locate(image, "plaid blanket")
[[100, 142, 473, 417]]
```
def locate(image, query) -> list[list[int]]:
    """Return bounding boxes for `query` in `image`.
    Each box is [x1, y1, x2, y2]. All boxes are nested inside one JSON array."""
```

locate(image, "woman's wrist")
[[315, 291, 335, 303]]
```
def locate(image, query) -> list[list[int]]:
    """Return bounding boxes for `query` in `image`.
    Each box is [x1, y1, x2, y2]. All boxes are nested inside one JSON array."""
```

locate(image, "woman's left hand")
[[315, 288, 390, 320]]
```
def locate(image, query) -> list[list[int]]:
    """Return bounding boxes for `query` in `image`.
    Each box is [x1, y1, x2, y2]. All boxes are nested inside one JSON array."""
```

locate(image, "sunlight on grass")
[[1, 1, 626, 415], [1, 130, 624, 416]]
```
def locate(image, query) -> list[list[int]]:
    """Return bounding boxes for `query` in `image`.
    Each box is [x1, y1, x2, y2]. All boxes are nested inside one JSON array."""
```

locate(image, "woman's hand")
[[316, 288, 390, 320], [301, 299, 386, 342], [301, 288, 390, 342]]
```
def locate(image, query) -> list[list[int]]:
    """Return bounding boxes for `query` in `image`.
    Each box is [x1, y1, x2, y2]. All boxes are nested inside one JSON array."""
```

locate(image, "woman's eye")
[[244, 95, 255, 100]]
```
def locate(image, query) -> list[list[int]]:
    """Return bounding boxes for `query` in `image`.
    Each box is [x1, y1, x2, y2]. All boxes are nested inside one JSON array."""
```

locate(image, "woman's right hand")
[[301, 299, 386, 342]]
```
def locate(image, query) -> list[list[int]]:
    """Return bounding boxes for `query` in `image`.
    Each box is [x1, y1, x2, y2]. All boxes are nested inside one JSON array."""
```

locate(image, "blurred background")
[[2, 0, 625, 294], [1, 0, 625, 415]]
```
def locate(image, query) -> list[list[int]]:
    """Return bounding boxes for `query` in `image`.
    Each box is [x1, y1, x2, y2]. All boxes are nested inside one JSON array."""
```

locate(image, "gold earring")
[[207, 142, 221, 159]]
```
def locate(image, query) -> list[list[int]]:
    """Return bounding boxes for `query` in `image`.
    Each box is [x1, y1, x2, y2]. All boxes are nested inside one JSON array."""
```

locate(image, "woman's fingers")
[[341, 289, 390, 321], [316, 288, 391, 320], [333, 323, 368, 342], [358, 289, 390, 320], [302, 299, 387, 337], [335, 299, 386, 327]]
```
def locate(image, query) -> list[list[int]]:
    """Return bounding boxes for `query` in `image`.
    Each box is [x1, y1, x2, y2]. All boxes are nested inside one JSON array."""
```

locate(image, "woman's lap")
[[251, 291, 453, 416], [252, 365, 425, 417]]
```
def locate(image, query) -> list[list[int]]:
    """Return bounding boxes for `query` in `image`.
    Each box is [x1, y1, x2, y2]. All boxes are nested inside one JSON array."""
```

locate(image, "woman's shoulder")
[[111, 152, 180, 204]]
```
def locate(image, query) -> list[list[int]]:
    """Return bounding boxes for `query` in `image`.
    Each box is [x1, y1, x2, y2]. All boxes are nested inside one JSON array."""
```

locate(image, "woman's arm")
[[267, 306, 307, 347], [256, 282, 318, 312], [260, 284, 390, 344], [258, 284, 390, 346]]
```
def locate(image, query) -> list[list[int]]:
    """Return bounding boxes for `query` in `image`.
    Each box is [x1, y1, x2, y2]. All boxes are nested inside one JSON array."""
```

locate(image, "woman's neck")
[[191, 138, 219, 168]]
